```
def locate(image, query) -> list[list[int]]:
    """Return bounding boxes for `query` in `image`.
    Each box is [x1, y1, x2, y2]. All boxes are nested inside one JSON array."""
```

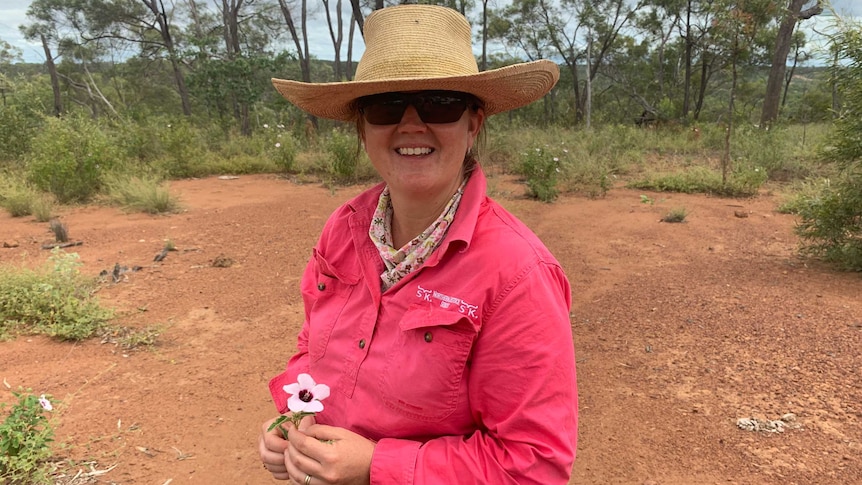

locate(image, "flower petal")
[[303, 400, 324, 413], [311, 384, 330, 401], [297, 373, 315, 389], [287, 394, 307, 413], [284, 383, 301, 395]]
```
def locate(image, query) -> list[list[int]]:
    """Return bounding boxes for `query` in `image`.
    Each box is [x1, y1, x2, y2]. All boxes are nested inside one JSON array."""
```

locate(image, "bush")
[[0, 250, 113, 341], [26, 116, 121, 203], [101, 172, 181, 214], [794, 23, 862, 271], [325, 129, 360, 181], [518, 146, 560, 202], [0, 390, 55, 484], [795, 172, 862, 271]]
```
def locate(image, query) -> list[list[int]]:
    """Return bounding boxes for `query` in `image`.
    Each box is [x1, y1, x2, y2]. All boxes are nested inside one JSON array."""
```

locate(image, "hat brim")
[[271, 60, 559, 121]]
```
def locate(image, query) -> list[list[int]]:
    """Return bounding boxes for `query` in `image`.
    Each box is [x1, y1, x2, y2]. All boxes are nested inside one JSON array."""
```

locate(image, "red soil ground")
[[1, 171, 860, 485]]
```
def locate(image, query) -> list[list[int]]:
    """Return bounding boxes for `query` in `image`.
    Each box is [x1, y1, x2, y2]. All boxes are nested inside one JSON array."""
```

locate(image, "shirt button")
[[424, 332, 433, 343], [358, 339, 366, 349], [317, 283, 326, 291]]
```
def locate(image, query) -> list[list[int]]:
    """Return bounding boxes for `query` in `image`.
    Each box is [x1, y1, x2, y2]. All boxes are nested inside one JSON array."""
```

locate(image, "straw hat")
[[271, 4, 559, 121]]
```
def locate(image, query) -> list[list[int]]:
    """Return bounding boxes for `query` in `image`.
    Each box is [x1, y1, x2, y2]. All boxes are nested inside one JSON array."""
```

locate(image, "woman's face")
[[359, 91, 484, 201]]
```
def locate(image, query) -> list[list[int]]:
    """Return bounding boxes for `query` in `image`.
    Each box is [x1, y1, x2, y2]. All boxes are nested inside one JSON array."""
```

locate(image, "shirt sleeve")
[[369, 261, 578, 485]]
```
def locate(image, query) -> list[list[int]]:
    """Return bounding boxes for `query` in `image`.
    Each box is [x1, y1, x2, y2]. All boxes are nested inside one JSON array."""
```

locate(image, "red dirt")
[[1, 171, 860, 485]]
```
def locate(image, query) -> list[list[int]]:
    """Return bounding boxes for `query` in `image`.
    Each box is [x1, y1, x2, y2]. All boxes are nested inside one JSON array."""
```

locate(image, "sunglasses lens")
[[362, 99, 408, 125], [417, 95, 468, 123], [360, 92, 471, 125]]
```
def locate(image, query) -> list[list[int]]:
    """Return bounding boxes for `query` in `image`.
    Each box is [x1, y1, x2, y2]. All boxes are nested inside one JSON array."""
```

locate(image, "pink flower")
[[39, 394, 53, 411], [283, 374, 330, 413]]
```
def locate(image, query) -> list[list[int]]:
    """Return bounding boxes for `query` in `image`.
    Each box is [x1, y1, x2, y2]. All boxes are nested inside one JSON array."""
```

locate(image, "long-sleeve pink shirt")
[[269, 166, 578, 484]]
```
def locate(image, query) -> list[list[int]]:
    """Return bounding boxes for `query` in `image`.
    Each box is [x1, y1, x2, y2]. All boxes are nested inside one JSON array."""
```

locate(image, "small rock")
[[2, 241, 19, 248], [734, 210, 749, 218], [212, 254, 234, 268]]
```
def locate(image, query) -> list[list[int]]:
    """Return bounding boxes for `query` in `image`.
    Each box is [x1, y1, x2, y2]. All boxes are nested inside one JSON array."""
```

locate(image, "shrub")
[[101, 172, 181, 214], [26, 116, 121, 203], [325, 130, 360, 181], [661, 207, 688, 223], [0, 250, 113, 341], [518, 147, 560, 202], [0, 177, 54, 220], [794, 23, 862, 272], [0, 390, 55, 484], [270, 133, 298, 172]]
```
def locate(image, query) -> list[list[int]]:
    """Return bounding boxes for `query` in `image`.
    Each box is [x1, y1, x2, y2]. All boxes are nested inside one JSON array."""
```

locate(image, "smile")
[[397, 147, 433, 156]]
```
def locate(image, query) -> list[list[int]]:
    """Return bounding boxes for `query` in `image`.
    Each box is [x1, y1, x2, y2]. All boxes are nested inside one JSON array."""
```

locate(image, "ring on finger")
[[304, 474, 313, 485]]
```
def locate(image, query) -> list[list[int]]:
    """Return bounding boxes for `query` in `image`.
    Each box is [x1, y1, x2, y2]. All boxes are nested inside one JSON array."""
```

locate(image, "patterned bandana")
[[369, 178, 468, 290]]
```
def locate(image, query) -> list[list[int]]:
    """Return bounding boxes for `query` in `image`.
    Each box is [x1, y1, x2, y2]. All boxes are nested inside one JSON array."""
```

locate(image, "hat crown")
[[354, 5, 479, 82]]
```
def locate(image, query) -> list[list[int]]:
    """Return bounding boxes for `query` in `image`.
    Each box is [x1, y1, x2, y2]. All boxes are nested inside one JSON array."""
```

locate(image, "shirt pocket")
[[307, 250, 359, 363], [378, 303, 477, 422]]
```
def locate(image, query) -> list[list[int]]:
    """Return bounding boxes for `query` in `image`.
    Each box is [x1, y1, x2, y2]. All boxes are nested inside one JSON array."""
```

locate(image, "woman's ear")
[[468, 107, 485, 142]]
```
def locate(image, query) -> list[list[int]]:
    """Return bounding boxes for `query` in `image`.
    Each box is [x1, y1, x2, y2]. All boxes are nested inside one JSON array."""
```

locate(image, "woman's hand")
[[285, 424, 375, 485], [260, 416, 292, 480]]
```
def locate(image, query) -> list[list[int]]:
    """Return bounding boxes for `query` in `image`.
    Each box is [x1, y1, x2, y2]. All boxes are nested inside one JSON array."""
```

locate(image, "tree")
[[85, 0, 193, 115], [709, 0, 774, 183], [277, 0, 317, 130], [20, 0, 66, 117], [759, 0, 822, 126]]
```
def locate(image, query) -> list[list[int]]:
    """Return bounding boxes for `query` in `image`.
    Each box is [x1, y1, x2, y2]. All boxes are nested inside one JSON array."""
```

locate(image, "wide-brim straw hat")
[[271, 4, 559, 121]]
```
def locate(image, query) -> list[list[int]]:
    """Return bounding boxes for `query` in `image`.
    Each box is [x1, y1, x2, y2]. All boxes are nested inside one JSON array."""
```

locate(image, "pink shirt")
[[269, 166, 578, 484]]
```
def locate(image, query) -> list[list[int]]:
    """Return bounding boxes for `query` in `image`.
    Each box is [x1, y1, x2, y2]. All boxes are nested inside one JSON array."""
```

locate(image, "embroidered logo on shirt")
[[416, 285, 479, 318]]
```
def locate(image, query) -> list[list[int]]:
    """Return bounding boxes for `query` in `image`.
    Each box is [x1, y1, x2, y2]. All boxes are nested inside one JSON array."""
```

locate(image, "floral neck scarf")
[[369, 178, 468, 290]]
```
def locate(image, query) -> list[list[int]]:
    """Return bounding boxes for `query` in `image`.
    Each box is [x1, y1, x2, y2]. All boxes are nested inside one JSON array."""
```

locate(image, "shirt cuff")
[[370, 438, 420, 485]]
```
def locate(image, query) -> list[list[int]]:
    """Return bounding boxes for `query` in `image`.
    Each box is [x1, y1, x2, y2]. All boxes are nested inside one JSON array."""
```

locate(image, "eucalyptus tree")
[[276, 0, 316, 128], [83, 0, 193, 115], [20, 0, 70, 117], [634, 0, 684, 110], [707, 0, 774, 183], [759, 0, 823, 126]]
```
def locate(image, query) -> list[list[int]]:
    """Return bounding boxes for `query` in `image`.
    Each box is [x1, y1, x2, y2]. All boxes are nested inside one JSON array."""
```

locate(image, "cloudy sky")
[[2, 0, 860, 64]]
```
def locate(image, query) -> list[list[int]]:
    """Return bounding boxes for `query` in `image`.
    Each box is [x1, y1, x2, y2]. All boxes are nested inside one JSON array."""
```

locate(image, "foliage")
[[0, 76, 49, 164], [661, 207, 688, 223], [26, 115, 120, 203], [325, 129, 361, 181], [0, 250, 113, 341], [101, 172, 181, 214], [794, 21, 862, 272], [0, 390, 55, 484], [518, 146, 560, 202], [0, 176, 52, 220], [627, 163, 766, 197]]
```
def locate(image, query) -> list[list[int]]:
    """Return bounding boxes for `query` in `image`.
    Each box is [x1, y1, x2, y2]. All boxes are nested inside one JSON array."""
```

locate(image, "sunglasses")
[[358, 91, 478, 125]]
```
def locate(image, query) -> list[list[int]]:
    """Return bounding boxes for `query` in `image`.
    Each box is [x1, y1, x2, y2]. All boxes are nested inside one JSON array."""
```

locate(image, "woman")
[[259, 5, 577, 484]]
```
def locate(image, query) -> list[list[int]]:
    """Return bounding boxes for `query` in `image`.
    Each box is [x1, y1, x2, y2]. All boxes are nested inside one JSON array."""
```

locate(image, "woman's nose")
[[398, 104, 427, 131]]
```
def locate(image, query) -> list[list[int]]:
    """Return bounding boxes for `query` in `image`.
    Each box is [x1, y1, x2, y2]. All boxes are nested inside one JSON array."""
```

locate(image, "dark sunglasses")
[[357, 91, 478, 125]]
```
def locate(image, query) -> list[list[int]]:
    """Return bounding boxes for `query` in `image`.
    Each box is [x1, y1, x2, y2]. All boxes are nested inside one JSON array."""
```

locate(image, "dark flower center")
[[299, 390, 313, 402]]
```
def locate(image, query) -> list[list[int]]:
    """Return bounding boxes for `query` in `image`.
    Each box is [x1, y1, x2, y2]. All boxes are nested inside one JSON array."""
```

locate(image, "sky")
[[2, 0, 861, 65]]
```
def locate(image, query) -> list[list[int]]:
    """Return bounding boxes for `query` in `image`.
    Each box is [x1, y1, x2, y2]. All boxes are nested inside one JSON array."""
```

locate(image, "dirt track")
[[1, 171, 860, 485]]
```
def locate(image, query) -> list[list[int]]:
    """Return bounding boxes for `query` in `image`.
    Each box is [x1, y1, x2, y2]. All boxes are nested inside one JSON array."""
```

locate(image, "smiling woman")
[[258, 4, 578, 485]]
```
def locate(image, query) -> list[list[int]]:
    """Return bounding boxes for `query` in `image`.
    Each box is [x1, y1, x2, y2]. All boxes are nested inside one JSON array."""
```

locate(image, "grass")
[[0, 250, 113, 341], [661, 207, 689, 223], [101, 173, 181, 215], [0, 120, 840, 219]]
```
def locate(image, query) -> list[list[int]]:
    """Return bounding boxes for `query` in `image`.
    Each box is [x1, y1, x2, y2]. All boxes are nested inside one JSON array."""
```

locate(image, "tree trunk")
[[41, 34, 62, 117], [760, 0, 822, 127], [682, 0, 693, 118], [349, 0, 364, 35], [277, 0, 317, 131], [143, 0, 192, 116]]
